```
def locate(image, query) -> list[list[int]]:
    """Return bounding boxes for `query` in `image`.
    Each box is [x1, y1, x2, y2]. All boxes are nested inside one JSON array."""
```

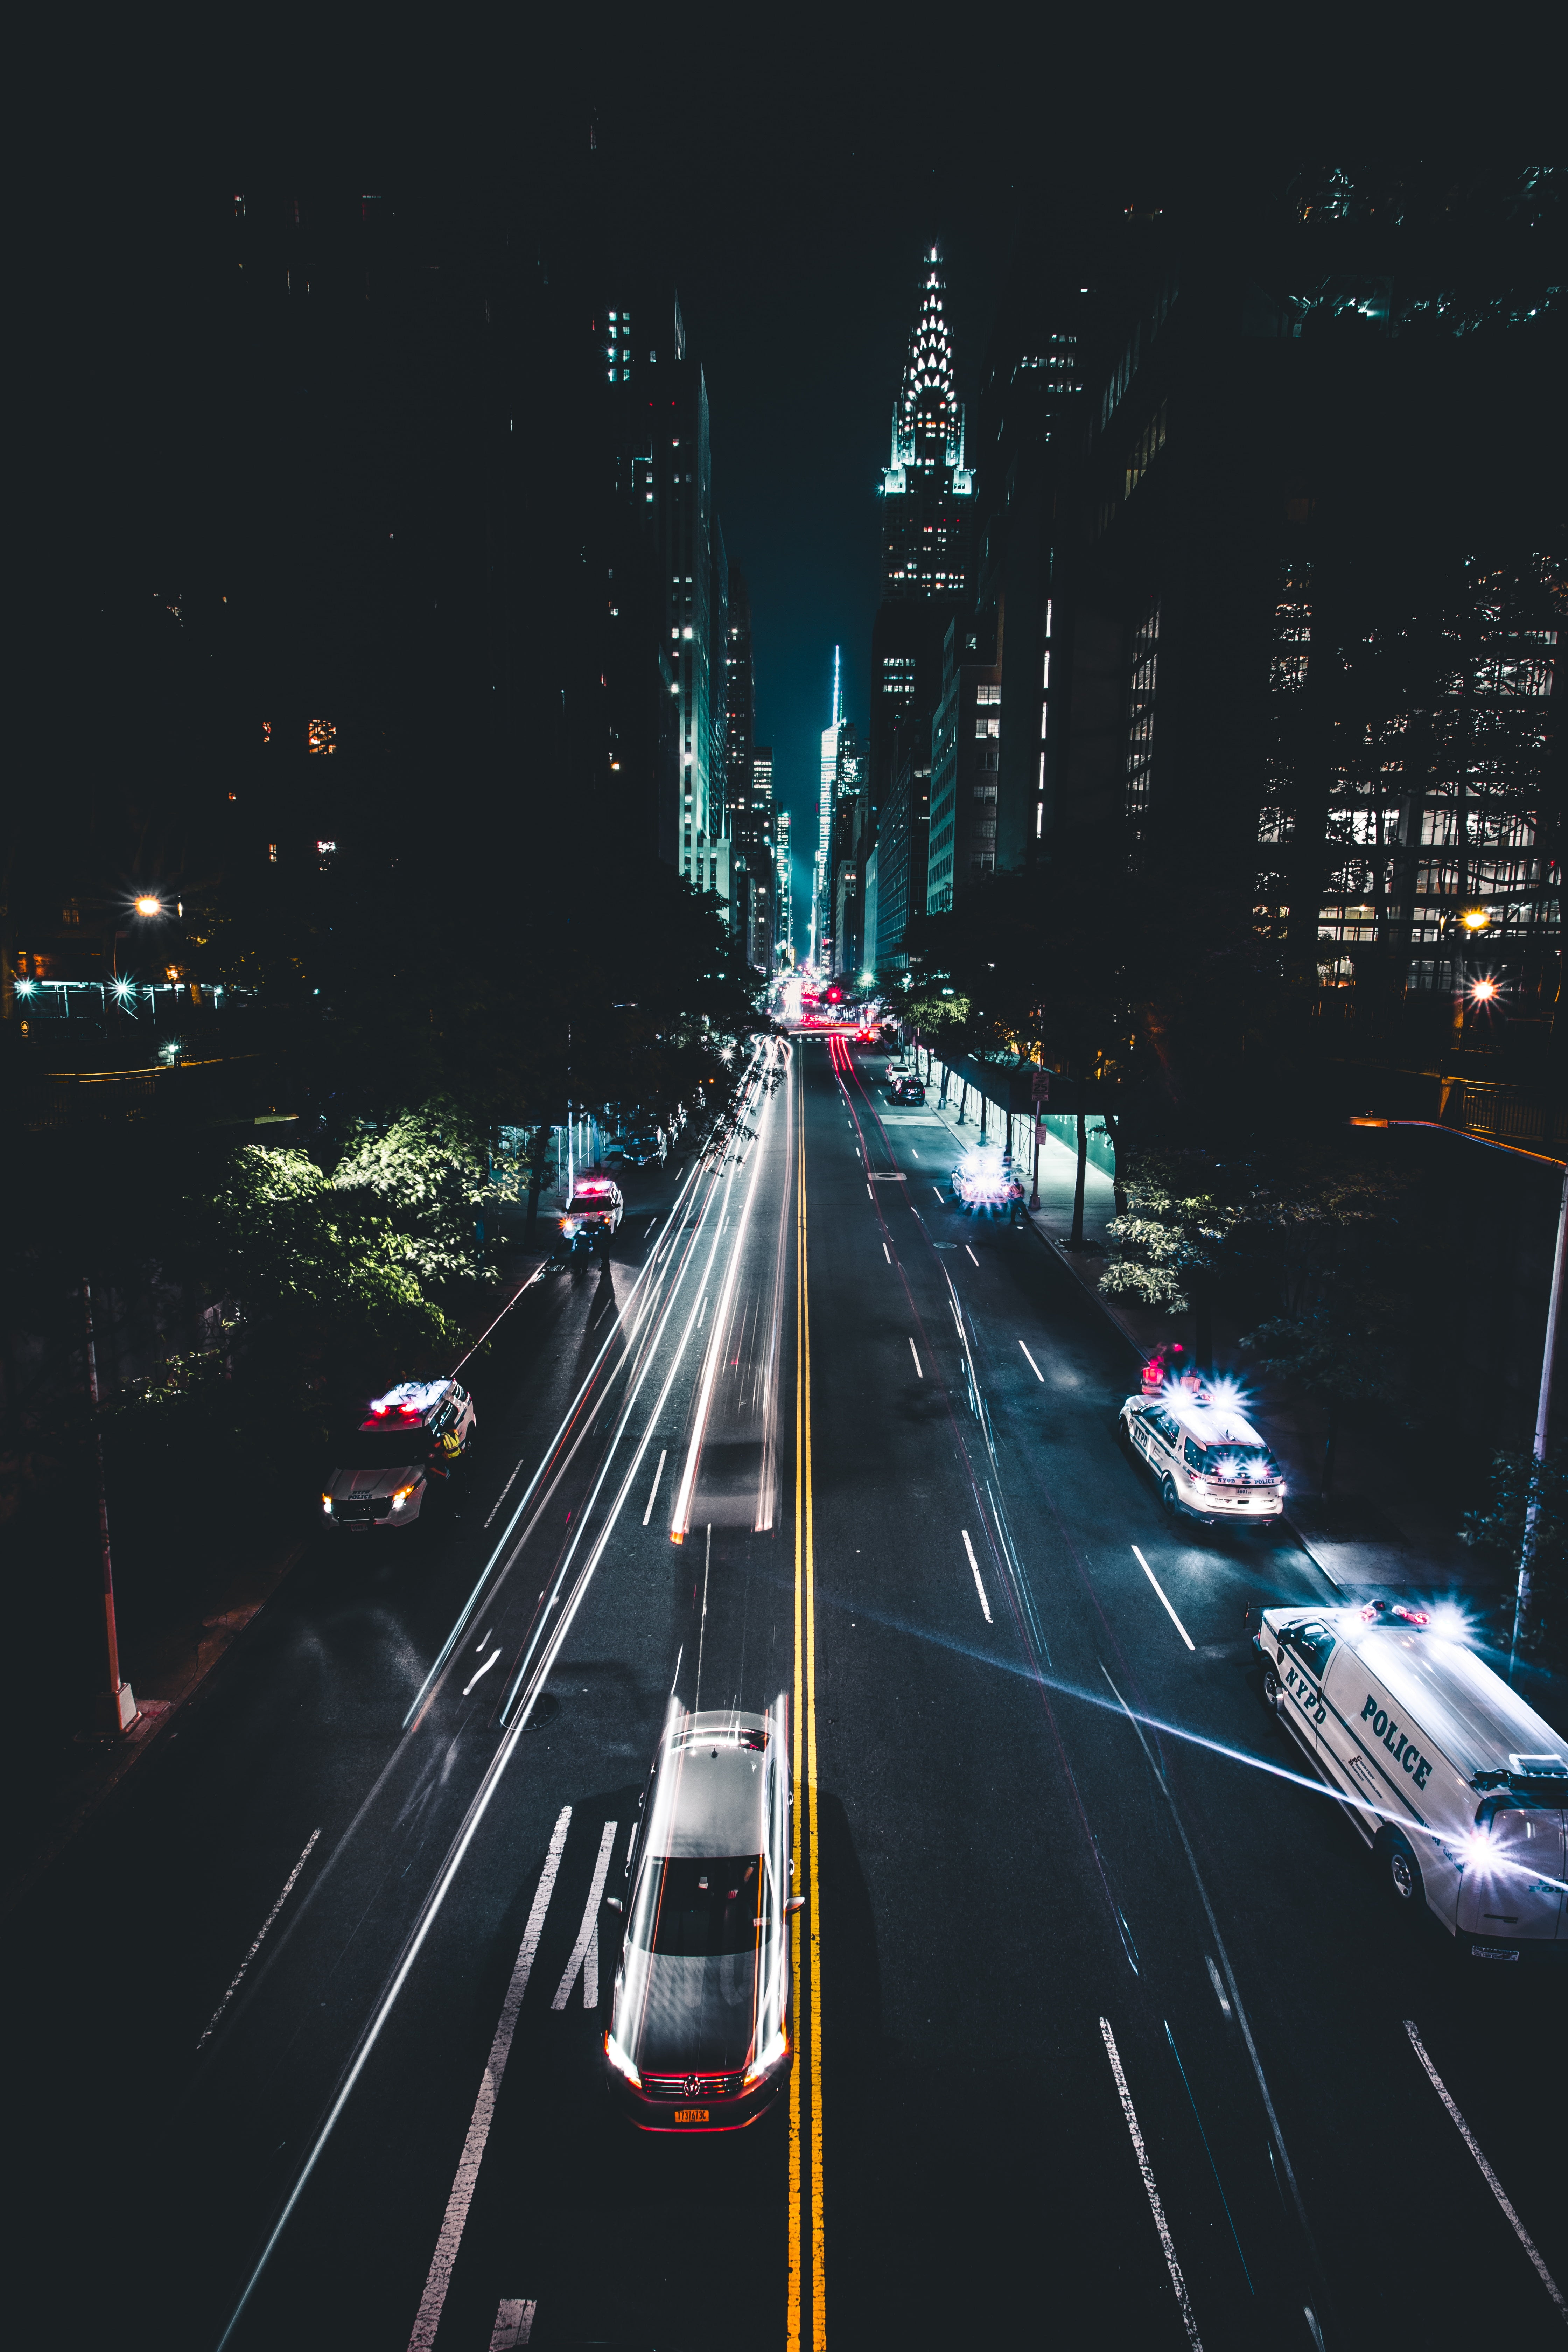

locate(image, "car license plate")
[[673, 2107, 709, 2123]]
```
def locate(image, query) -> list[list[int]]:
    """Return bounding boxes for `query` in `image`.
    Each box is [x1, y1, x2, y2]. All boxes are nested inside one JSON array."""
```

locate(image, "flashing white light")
[[1429, 1601, 1472, 1643], [604, 2029, 642, 2089], [1204, 1377, 1249, 1414], [1460, 1828, 1496, 1868], [560, 1217, 578, 1235], [16, 978, 36, 997]]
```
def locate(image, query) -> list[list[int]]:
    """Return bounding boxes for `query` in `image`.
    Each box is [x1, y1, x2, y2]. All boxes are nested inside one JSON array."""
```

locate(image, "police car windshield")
[[1188, 1440, 1275, 1476], [341, 1427, 430, 1468]]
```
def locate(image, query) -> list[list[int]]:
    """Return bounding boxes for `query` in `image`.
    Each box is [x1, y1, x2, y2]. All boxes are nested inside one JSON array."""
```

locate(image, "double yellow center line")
[[789, 1091, 826, 2349]]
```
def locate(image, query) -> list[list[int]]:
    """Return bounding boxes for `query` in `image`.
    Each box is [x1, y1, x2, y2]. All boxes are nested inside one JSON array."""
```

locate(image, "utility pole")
[[1352, 1119, 1568, 1675], [81, 1275, 137, 1737]]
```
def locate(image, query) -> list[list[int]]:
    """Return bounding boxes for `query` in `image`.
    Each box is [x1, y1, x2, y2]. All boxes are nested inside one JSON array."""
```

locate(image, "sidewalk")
[[907, 1059, 1476, 1605]]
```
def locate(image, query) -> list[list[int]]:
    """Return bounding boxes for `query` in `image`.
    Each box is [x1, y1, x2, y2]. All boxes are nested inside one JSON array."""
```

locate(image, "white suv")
[[1119, 1383, 1285, 1528], [322, 1378, 477, 1532]]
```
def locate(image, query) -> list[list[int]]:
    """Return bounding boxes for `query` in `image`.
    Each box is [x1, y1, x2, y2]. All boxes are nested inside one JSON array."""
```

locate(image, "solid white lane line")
[[1100, 2017, 1203, 2348], [1403, 2020, 1565, 2318], [1131, 1544, 1195, 1651], [909, 1338, 923, 1377], [911, 1149, 919, 1157], [642, 1449, 668, 1526], [1019, 1342, 1044, 1381], [406, 1808, 571, 2352], [867, 1184, 874, 1200], [960, 1529, 993, 1624], [484, 1456, 527, 1531], [882, 1242, 891, 1262], [932, 1185, 943, 1201], [552, 1820, 619, 2010], [461, 1649, 502, 1698], [197, 1829, 322, 2051], [490, 2303, 537, 2350], [965, 1245, 979, 1266], [698, 1293, 708, 1326], [1205, 1955, 1232, 2019]]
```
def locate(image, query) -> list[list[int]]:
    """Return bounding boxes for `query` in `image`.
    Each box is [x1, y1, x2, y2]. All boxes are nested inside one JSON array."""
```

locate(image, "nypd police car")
[[322, 1378, 476, 1531], [1119, 1381, 1285, 1527]]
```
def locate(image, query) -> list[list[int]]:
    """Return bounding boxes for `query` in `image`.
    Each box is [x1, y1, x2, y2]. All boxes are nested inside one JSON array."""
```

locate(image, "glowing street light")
[[133, 894, 164, 918], [1470, 977, 1499, 1003], [1460, 907, 1491, 932]]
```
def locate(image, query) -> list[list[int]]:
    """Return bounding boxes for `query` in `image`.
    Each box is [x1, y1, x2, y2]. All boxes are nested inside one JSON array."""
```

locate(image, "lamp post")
[[1351, 1116, 1566, 1675], [81, 1276, 137, 1736]]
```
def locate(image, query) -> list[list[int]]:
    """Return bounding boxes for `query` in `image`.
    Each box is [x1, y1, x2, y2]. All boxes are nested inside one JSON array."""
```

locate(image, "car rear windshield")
[[569, 1191, 614, 1211], [339, 1428, 429, 1468], [630, 1856, 766, 1956], [1185, 1439, 1276, 1477]]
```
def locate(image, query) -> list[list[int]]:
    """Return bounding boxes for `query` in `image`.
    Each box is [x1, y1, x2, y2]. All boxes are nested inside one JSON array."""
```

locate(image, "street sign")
[[1036, 1121, 1050, 1147]]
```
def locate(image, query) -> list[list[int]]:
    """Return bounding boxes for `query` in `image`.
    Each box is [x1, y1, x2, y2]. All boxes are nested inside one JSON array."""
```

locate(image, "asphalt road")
[[8, 1036, 1564, 2352]]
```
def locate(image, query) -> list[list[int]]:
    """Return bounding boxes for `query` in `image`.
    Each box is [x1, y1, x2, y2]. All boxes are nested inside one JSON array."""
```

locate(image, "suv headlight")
[[604, 2029, 641, 2089], [322, 1493, 333, 1514], [391, 1481, 418, 1510], [743, 2025, 789, 2088]]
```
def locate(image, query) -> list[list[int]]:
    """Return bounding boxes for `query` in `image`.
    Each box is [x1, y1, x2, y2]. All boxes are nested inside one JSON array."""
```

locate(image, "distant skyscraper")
[[869, 247, 974, 894], [815, 646, 842, 965], [879, 249, 973, 601], [775, 805, 792, 965]]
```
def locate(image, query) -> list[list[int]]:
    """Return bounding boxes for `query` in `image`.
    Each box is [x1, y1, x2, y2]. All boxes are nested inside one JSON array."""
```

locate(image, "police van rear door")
[[1456, 1798, 1566, 1942]]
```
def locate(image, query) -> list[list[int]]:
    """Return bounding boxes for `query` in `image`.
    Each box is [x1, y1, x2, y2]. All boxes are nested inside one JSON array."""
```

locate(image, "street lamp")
[[133, 894, 163, 918]]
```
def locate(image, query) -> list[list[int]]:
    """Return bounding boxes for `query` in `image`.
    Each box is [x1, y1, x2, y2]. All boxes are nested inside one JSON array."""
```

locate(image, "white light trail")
[[1019, 1342, 1044, 1381]]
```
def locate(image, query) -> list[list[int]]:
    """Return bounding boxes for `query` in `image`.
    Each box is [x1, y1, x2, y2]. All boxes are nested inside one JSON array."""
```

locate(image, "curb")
[[3, 1537, 306, 1919]]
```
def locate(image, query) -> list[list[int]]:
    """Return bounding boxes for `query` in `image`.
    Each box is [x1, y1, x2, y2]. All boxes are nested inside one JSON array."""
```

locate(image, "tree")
[[1242, 1299, 1405, 1496], [1460, 1444, 1568, 1665], [1098, 1154, 1241, 1367]]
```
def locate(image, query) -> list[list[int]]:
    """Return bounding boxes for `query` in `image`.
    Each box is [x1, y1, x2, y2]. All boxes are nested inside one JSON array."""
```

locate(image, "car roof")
[[1145, 1390, 1267, 1449], [649, 1711, 771, 1857], [359, 1378, 453, 1432], [1332, 1619, 1567, 1785]]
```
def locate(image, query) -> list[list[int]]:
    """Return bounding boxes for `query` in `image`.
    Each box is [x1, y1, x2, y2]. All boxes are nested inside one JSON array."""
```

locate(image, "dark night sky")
[[72, 10, 1554, 931]]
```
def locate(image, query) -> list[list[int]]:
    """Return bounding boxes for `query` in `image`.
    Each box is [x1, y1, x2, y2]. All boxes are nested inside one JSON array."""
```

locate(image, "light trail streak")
[[401, 1136, 717, 1729], [670, 1043, 779, 1541]]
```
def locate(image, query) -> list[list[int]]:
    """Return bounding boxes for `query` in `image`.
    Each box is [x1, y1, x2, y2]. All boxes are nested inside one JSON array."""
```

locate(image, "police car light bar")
[[365, 1379, 446, 1424], [1359, 1600, 1429, 1627]]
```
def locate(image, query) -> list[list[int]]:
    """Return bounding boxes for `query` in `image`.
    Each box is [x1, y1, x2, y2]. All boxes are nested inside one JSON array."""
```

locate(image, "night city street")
[[6, 38, 1567, 2352]]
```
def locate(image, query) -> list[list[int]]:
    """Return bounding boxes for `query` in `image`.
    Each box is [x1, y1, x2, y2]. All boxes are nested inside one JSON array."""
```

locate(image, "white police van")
[[1257, 1598, 1567, 1958]]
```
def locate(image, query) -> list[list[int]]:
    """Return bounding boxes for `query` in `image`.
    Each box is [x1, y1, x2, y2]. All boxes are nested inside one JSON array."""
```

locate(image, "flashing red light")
[[827, 987, 842, 1002], [1359, 1600, 1430, 1627]]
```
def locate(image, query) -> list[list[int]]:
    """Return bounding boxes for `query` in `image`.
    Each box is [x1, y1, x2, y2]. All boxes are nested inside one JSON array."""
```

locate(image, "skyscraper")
[[814, 645, 842, 964], [868, 248, 975, 930], [879, 248, 973, 600]]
